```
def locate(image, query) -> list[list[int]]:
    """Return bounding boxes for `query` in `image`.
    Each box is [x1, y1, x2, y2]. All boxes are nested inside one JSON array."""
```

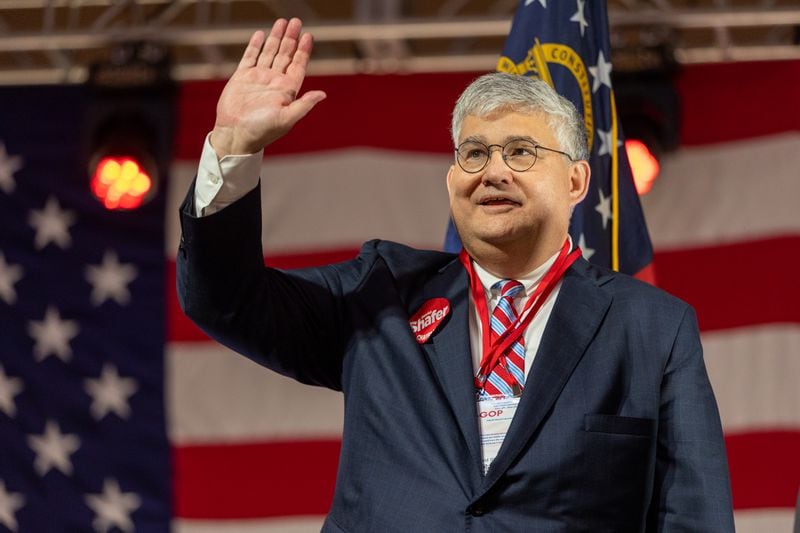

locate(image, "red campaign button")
[[408, 298, 450, 344]]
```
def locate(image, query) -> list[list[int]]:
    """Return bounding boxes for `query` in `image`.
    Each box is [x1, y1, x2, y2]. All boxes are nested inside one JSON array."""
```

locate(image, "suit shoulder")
[[285, 240, 455, 298], [340, 240, 459, 308], [358, 239, 458, 277]]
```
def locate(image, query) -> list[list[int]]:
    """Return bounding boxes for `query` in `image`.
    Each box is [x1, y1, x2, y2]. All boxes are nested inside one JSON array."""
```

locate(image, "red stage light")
[[90, 156, 154, 210], [625, 139, 660, 195]]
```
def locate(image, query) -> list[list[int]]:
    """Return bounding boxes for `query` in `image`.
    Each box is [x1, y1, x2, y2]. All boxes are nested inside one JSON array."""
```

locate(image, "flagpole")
[[610, 92, 620, 272]]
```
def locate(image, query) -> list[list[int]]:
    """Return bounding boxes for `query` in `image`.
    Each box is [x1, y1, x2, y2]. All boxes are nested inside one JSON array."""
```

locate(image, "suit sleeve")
[[176, 180, 371, 391], [648, 306, 735, 532]]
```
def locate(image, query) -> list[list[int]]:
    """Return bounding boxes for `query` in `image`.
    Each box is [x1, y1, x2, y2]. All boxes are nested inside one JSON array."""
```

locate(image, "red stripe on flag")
[[175, 73, 479, 160], [262, 248, 360, 270], [654, 235, 800, 332], [167, 248, 361, 341], [168, 236, 799, 340], [678, 61, 800, 146], [170, 431, 799, 518], [174, 62, 800, 160], [167, 259, 205, 342], [726, 430, 800, 510], [172, 440, 340, 519], [633, 262, 656, 285]]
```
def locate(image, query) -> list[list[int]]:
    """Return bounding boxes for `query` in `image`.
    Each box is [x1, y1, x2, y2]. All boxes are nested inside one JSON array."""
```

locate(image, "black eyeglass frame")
[[453, 139, 576, 174]]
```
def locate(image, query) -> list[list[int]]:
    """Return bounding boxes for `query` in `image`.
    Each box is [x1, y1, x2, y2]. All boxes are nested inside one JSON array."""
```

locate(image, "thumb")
[[283, 90, 327, 129]]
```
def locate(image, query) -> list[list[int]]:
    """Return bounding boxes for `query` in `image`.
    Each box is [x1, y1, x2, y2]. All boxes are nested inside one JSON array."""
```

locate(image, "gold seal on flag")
[[497, 38, 594, 152]]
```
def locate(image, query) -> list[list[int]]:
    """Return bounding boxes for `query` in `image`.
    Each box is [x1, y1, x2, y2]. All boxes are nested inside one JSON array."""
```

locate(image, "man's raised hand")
[[210, 18, 326, 157]]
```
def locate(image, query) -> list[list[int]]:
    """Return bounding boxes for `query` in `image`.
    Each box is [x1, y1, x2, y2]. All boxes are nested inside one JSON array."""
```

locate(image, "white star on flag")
[[85, 478, 141, 533], [28, 196, 76, 250], [596, 128, 613, 157], [0, 365, 24, 418], [85, 364, 138, 420], [0, 142, 23, 195], [569, 0, 589, 36], [589, 50, 613, 93], [27, 306, 80, 363], [0, 480, 25, 532], [578, 233, 596, 261], [27, 420, 81, 477], [595, 188, 613, 230], [524, 0, 546, 7], [0, 252, 24, 305], [85, 251, 138, 306]]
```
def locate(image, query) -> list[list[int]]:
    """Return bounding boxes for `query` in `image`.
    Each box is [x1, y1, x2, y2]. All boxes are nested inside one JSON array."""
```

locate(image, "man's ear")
[[445, 164, 455, 197], [568, 160, 591, 207]]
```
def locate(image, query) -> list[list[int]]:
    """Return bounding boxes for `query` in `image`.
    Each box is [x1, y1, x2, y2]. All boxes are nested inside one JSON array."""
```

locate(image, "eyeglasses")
[[454, 138, 575, 173]]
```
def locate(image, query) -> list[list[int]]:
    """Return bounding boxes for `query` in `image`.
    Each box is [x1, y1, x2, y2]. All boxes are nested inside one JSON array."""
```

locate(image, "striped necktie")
[[482, 279, 526, 398]]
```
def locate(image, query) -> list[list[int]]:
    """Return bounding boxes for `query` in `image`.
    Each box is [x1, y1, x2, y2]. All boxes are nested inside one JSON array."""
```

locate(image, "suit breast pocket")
[[576, 414, 658, 519], [583, 413, 656, 438]]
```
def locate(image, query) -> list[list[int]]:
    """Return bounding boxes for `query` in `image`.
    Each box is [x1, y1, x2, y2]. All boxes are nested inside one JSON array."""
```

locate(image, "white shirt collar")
[[471, 235, 573, 298]]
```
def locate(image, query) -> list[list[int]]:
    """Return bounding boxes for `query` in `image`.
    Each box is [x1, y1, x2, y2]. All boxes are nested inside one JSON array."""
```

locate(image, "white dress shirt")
[[194, 133, 263, 217], [468, 252, 563, 383]]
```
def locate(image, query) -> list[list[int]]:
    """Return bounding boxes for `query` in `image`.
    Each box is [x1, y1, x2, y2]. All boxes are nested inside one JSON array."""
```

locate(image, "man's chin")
[[451, 214, 532, 249], [461, 228, 525, 251]]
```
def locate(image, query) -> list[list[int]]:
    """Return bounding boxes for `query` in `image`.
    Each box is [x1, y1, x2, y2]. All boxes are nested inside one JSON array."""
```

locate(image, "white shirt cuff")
[[194, 133, 264, 217]]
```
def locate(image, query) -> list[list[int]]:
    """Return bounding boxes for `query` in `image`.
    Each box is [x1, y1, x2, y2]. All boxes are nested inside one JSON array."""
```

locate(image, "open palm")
[[212, 18, 326, 157]]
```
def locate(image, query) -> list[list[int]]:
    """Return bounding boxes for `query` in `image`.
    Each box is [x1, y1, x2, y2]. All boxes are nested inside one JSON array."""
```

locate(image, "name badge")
[[477, 395, 520, 474]]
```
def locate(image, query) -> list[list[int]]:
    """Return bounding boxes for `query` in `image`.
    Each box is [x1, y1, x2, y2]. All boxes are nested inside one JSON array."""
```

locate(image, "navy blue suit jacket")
[[178, 184, 734, 532]]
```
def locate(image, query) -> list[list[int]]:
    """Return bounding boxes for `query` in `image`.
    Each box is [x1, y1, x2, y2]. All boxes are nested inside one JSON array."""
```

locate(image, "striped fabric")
[[482, 280, 526, 398]]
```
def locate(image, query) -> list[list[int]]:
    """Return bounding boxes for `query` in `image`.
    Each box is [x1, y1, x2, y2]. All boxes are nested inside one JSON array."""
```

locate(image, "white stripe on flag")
[[174, 517, 325, 533], [733, 508, 797, 533], [703, 324, 800, 432], [167, 149, 452, 256], [167, 343, 343, 444], [173, 510, 798, 533], [642, 132, 800, 249]]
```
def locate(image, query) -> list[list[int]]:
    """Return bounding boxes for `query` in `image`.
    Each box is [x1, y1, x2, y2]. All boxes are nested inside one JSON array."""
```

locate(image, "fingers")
[[257, 18, 289, 68], [238, 30, 265, 70], [282, 90, 327, 129], [285, 32, 314, 91], [271, 17, 303, 72]]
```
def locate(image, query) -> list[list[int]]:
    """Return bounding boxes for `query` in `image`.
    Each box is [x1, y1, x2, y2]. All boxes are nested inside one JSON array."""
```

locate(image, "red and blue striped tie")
[[482, 279, 526, 398]]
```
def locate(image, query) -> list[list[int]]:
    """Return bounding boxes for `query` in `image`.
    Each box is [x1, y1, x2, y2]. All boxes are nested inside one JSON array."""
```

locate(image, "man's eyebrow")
[[461, 134, 486, 144], [460, 134, 540, 145], [502, 135, 538, 144]]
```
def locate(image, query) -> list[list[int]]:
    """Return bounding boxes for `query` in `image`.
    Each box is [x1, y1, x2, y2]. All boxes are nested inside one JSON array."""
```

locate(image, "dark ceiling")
[[1, 0, 799, 85]]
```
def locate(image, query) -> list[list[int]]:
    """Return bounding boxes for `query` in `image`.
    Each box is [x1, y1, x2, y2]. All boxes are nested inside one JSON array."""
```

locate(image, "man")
[[178, 18, 734, 532]]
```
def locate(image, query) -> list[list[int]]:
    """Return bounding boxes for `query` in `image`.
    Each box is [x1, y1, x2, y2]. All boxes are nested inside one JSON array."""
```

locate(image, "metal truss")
[[1, 0, 799, 85]]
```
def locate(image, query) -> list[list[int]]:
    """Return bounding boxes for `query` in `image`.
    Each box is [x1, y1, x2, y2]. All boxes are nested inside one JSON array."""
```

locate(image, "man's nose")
[[482, 149, 512, 184]]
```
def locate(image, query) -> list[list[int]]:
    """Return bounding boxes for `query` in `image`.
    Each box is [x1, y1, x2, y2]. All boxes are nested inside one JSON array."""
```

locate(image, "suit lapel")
[[479, 259, 613, 493], [418, 259, 483, 478]]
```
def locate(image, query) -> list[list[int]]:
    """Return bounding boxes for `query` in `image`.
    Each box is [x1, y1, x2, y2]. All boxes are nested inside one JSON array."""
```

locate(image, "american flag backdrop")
[[1, 38, 799, 533], [0, 85, 171, 531]]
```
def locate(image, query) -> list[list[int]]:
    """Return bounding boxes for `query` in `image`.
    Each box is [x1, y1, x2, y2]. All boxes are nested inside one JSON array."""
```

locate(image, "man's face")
[[446, 109, 589, 257]]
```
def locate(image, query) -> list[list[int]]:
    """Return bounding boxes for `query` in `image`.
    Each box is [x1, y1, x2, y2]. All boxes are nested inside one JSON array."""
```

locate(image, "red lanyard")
[[459, 239, 581, 389]]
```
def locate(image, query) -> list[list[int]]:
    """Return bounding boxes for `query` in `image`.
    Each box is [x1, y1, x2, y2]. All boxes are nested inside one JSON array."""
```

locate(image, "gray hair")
[[451, 72, 589, 161]]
